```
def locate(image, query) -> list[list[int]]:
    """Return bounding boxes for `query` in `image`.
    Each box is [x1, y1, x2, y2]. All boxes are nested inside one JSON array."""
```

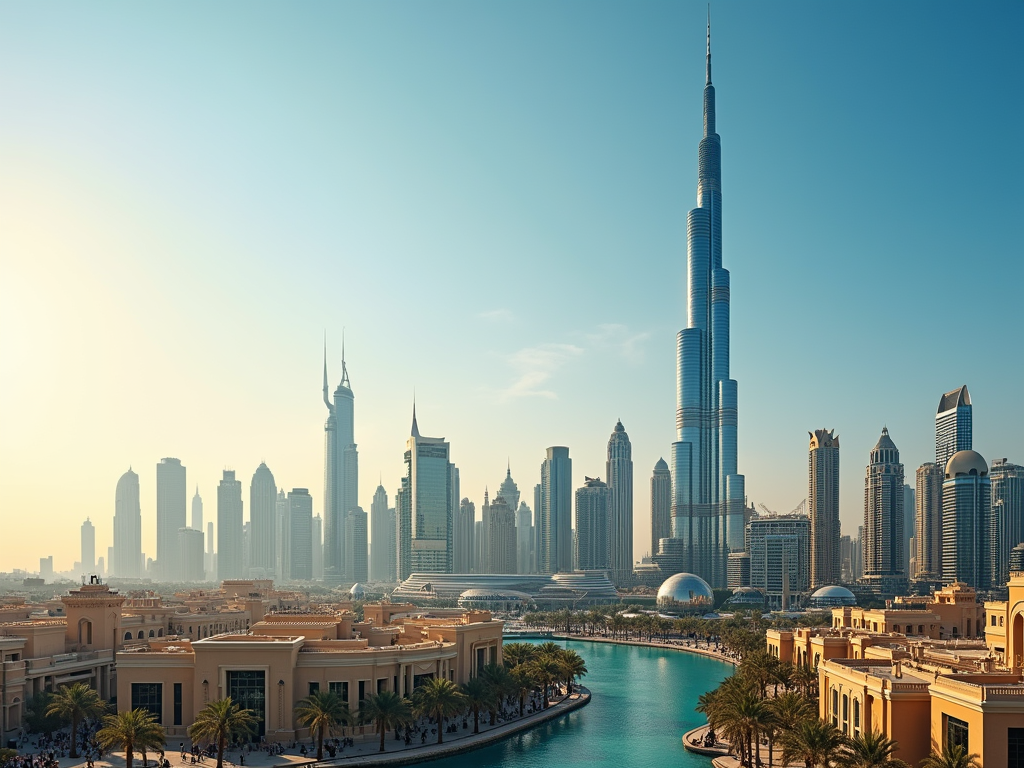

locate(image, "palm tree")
[[841, 731, 908, 768], [501, 642, 537, 669], [792, 664, 818, 698], [509, 666, 535, 717], [559, 649, 587, 693], [294, 690, 352, 760], [919, 742, 981, 768], [529, 654, 562, 708], [411, 677, 467, 744], [480, 663, 513, 724], [460, 677, 493, 734], [187, 698, 257, 768], [769, 691, 815, 734], [535, 641, 563, 657], [359, 691, 413, 753], [46, 682, 107, 758], [779, 718, 848, 768], [96, 709, 165, 768]]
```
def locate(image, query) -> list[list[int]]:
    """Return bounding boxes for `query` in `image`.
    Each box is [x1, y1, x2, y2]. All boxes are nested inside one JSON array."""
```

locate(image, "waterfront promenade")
[[8, 689, 589, 768], [512, 630, 739, 667]]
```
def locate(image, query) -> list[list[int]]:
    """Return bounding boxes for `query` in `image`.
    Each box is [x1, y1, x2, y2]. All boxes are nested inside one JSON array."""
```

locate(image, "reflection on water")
[[428, 639, 732, 768]]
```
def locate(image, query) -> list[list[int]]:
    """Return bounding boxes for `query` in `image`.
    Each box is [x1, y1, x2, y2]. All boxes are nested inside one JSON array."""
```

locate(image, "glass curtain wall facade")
[[323, 343, 358, 583], [668, 20, 745, 588]]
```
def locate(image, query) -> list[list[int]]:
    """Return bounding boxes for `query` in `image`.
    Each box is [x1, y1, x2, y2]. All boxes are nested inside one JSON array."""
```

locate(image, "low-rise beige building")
[[115, 603, 503, 741]]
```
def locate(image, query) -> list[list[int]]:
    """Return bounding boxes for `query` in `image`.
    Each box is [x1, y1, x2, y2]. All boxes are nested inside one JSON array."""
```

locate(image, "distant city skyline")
[[1, 4, 1022, 573]]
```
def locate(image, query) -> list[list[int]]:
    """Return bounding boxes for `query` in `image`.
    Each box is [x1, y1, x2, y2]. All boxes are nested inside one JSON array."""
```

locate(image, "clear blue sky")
[[1, 1, 1021, 571]]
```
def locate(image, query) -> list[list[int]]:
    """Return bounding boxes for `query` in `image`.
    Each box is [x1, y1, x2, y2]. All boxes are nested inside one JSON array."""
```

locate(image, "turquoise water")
[[428, 639, 732, 768]]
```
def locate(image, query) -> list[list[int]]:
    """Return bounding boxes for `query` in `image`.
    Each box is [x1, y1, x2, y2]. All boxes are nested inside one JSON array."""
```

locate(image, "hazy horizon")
[[2, 1, 1022, 575]]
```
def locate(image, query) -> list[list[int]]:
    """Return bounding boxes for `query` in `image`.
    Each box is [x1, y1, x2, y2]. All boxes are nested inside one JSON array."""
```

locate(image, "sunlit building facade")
[[666, 23, 745, 588]]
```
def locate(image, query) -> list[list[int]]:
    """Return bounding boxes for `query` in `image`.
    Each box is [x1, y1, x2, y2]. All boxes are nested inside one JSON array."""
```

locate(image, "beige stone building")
[[115, 603, 503, 741], [771, 574, 1024, 767]]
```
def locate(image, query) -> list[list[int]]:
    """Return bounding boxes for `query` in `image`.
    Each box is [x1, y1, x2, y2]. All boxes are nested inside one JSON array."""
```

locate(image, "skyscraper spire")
[[411, 399, 420, 438], [706, 6, 712, 85], [340, 328, 351, 388], [323, 333, 334, 412]]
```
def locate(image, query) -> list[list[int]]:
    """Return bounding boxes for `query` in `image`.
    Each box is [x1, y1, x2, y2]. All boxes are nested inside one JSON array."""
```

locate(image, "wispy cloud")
[[478, 308, 515, 323], [497, 343, 584, 401], [584, 323, 651, 364]]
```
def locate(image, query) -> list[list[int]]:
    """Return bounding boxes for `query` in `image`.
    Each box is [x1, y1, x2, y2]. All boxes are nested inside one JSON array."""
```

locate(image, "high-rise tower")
[[370, 484, 392, 582], [191, 486, 203, 531], [396, 405, 453, 579], [650, 458, 672, 558], [250, 463, 277, 576], [668, 19, 745, 588], [113, 468, 142, 579], [914, 463, 943, 582], [156, 457, 187, 581], [539, 447, 572, 574], [606, 421, 634, 585], [936, 386, 972, 471], [942, 450, 991, 590], [217, 470, 244, 580], [323, 338, 358, 583], [575, 477, 610, 571], [808, 429, 841, 589], [81, 518, 96, 573], [862, 427, 907, 591]]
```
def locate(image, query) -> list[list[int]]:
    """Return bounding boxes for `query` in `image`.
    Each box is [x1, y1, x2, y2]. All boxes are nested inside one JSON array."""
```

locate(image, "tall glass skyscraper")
[[323, 340, 358, 583], [396, 406, 454, 579], [668, 21, 745, 588], [936, 385, 972, 470]]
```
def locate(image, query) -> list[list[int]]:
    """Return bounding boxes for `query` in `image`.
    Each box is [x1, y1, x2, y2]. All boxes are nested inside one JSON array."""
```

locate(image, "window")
[[377, 678, 386, 694], [831, 689, 839, 727], [945, 714, 969, 752], [226, 671, 265, 737], [124, 632, 132, 641], [358, 681, 366, 705], [992, 615, 998, 626], [131, 683, 162, 723], [1008, 727, 1024, 768], [173, 683, 182, 726], [137, 631, 144, 639], [308, 682, 320, 696], [328, 682, 348, 703], [149, 630, 155, 638], [853, 698, 860, 736], [842, 694, 849, 734]]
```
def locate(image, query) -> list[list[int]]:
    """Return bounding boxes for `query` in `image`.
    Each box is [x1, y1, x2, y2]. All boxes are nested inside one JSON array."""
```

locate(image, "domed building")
[[457, 588, 533, 614], [942, 449, 992, 590], [808, 585, 857, 608], [656, 573, 714, 614], [724, 587, 765, 609], [349, 583, 366, 600]]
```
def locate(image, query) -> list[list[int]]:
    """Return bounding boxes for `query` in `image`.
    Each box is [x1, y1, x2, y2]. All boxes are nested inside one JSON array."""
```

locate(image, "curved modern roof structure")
[[808, 585, 857, 607], [937, 385, 971, 413], [945, 450, 989, 479]]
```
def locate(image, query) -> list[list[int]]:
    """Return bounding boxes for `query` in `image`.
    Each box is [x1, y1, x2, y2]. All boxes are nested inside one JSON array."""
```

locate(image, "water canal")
[[429, 639, 732, 768]]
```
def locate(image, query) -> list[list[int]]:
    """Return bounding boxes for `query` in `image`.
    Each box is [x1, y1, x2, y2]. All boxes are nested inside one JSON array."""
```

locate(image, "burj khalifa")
[[660, 20, 745, 589]]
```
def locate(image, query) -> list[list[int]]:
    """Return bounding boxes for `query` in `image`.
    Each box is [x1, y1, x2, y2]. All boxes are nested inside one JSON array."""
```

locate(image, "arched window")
[[149, 630, 155, 638], [78, 618, 93, 645], [853, 698, 860, 735], [158, 628, 164, 637], [831, 688, 839, 726], [137, 631, 144, 639], [124, 632, 132, 641]]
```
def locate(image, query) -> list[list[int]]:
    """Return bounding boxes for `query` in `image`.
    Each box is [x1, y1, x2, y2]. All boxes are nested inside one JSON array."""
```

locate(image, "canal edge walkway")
[[289, 687, 591, 768], [545, 633, 739, 667]]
